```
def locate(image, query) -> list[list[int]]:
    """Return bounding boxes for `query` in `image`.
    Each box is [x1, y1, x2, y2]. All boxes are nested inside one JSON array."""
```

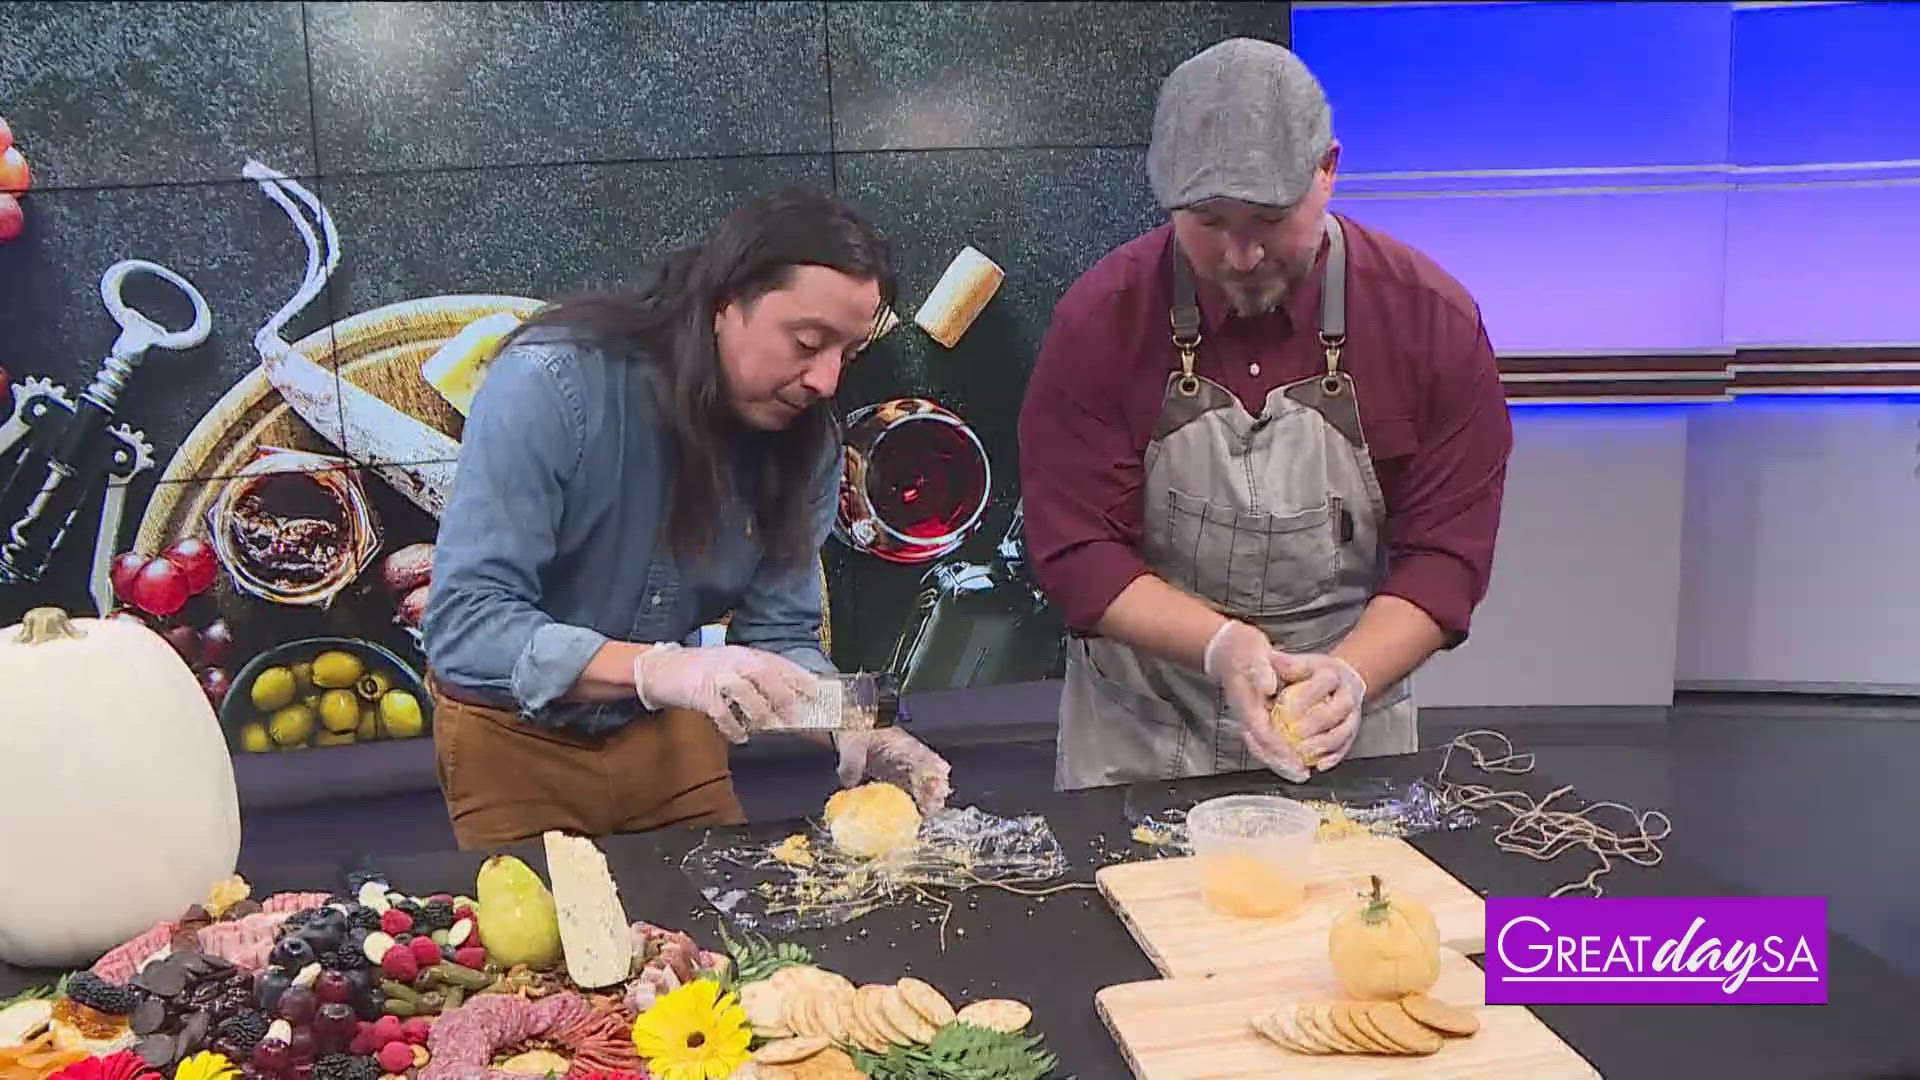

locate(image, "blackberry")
[[346, 906, 382, 932], [392, 899, 427, 924], [65, 972, 139, 1015], [278, 907, 317, 933], [218, 1010, 270, 1053], [419, 900, 456, 933], [321, 948, 370, 972], [313, 1053, 381, 1080]]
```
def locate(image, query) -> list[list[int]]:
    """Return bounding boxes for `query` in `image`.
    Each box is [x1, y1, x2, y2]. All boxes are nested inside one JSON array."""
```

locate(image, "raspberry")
[[379, 909, 412, 936], [400, 1018, 432, 1046], [378, 944, 418, 983], [370, 1015, 403, 1046], [408, 937, 441, 968], [452, 946, 487, 972], [377, 1040, 413, 1073]]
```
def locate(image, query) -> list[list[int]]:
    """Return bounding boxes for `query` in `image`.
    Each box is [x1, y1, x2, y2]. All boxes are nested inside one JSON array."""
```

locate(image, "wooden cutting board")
[[1096, 948, 1601, 1079], [1096, 838, 1486, 978]]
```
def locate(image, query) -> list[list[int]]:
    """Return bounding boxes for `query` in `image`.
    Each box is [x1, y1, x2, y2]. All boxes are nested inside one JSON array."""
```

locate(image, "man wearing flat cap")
[[1019, 38, 1512, 790]]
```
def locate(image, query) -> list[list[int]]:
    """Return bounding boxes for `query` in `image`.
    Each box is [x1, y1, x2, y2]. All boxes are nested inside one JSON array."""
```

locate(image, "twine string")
[[1434, 729, 1672, 898]]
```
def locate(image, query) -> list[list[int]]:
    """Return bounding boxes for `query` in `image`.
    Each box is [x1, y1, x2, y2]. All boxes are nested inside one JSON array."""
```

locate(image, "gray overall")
[[1055, 216, 1418, 791]]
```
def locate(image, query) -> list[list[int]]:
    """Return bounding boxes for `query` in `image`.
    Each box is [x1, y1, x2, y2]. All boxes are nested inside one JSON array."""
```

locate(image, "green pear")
[[474, 854, 562, 969]]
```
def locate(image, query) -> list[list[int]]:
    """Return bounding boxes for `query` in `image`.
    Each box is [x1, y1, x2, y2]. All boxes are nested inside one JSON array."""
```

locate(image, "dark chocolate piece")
[[179, 1011, 210, 1056], [129, 997, 169, 1036], [138, 1032, 177, 1067]]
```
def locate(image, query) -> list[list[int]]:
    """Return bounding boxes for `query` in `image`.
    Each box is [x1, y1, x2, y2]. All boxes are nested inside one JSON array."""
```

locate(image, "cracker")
[[1400, 993, 1480, 1037], [879, 984, 940, 1045], [895, 976, 956, 1028], [856, 985, 912, 1046], [1297, 1002, 1365, 1054], [1365, 1000, 1444, 1055], [1251, 1007, 1324, 1055], [844, 992, 893, 1054], [754, 1036, 830, 1065], [825, 987, 859, 1044], [742, 980, 791, 1036], [813, 970, 856, 997], [785, 1046, 865, 1079], [770, 966, 818, 997], [1280, 1005, 1336, 1054], [1329, 1000, 1395, 1054], [783, 988, 819, 1039], [1340, 1001, 1404, 1055], [954, 998, 1031, 1034]]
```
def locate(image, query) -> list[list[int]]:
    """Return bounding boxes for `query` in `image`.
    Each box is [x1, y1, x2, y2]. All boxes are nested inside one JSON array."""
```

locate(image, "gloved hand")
[[1273, 652, 1367, 771], [631, 643, 819, 743], [834, 727, 953, 813], [1203, 620, 1309, 783]]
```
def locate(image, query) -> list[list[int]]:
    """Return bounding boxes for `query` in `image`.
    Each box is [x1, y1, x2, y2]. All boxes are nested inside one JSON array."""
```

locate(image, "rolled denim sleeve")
[[726, 439, 838, 676], [422, 342, 609, 716]]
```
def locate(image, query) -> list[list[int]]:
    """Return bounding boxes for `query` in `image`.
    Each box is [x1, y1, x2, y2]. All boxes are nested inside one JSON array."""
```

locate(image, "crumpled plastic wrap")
[[685, 806, 1070, 933], [1121, 778, 1478, 858]]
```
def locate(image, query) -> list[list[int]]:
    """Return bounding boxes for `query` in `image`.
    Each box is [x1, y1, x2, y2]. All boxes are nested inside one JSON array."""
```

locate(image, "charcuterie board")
[[1096, 838, 1486, 979]]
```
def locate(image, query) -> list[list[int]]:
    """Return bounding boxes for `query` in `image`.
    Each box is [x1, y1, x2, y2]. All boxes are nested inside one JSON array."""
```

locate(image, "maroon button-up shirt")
[[1017, 215, 1512, 645]]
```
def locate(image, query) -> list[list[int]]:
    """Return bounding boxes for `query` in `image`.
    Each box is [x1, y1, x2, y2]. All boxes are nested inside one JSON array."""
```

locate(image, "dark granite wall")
[[0, 1, 1289, 751]]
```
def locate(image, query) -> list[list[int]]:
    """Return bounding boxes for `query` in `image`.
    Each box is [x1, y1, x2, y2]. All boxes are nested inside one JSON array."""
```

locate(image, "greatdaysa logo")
[[1483, 897, 1827, 1005]]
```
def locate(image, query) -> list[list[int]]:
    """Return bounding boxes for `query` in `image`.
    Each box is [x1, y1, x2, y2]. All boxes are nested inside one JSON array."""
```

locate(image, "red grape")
[[277, 987, 317, 1026], [130, 556, 189, 616], [287, 1026, 316, 1062], [200, 667, 232, 710], [0, 147, 27, 195], [162, 623, 202, 666], [109, 552, 148, 600], [313, 971, 352, 1005], [163, 536, 219, 595], [251, 1038, 290, 1072], [0, 194, 18, 244], [200, 618, 235, 667], [0, 364, 8, 406]]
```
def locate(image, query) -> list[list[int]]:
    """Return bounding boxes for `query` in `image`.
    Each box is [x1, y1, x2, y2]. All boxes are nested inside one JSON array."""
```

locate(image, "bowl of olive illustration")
[[220, 636, 432, 753]]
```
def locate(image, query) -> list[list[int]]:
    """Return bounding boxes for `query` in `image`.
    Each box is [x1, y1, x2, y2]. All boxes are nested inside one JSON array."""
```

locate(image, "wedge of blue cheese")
[[542, 830, 634, 988]]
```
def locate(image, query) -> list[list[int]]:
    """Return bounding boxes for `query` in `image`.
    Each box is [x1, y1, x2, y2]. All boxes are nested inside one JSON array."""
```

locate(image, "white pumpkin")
[[0, 607, 240, 967]]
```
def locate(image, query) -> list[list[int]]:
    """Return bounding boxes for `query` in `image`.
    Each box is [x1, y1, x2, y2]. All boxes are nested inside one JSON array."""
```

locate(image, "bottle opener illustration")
[[0, 259, 211, 613]]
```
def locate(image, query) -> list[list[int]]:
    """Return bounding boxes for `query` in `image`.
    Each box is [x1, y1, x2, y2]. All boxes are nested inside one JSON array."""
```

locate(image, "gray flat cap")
[[1147, 37, 1333, 210]]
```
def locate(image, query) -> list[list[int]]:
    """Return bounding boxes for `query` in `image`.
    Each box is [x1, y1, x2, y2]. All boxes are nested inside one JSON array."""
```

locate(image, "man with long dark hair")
[[423, 186, 951, 849]]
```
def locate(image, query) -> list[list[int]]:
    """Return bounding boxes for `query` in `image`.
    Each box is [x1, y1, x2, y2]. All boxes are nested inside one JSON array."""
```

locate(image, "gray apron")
[[1055, 215, 1417, 791]]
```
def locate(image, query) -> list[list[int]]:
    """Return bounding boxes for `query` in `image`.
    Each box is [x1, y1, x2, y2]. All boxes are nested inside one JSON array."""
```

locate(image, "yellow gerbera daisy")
[[631, 978, 752, 1080], [173, 1051, 238, 1080]]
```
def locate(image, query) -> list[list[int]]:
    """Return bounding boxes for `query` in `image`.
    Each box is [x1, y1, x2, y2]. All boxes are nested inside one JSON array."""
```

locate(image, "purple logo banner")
[[1484, 897, 1827, 1004]]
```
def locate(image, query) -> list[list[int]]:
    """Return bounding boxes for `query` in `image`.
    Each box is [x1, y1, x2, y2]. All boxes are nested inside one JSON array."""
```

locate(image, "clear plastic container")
[[1187, 794, 1320, 920]]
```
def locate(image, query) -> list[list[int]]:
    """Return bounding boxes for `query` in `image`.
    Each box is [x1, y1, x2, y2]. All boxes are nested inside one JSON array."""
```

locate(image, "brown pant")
[[428, 678, 746, 850]]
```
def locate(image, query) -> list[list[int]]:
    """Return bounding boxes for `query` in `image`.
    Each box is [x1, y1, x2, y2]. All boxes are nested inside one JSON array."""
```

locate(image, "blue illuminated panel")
[[1293, 1, 1732, 173], [1731, 2, 1920, 167], [1346, 190, 1727, 354], [1292, 0, 1920, 366]]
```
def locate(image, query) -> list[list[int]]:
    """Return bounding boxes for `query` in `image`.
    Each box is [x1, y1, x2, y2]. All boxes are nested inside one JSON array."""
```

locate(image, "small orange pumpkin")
[[1328, 874, 1441, 1000]]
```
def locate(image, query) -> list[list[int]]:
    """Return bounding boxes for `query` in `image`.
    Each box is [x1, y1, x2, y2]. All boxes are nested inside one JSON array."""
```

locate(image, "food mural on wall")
[[1, 132, 1074, 758]]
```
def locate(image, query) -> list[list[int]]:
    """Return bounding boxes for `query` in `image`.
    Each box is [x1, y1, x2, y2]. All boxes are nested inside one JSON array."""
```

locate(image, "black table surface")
[[6, 746, 1918, 1080]]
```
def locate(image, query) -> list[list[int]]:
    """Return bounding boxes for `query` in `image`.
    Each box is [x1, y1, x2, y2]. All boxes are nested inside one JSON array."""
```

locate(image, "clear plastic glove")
[[631, 643, 819, 744], [834, 727, 953, 813], [1274, 652, 1367, 771], [1203, 620, 1309, 783]]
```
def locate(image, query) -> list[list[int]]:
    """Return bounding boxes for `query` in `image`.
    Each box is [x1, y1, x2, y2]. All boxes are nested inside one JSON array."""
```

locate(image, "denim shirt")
[[422, 328, 839, 736]]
